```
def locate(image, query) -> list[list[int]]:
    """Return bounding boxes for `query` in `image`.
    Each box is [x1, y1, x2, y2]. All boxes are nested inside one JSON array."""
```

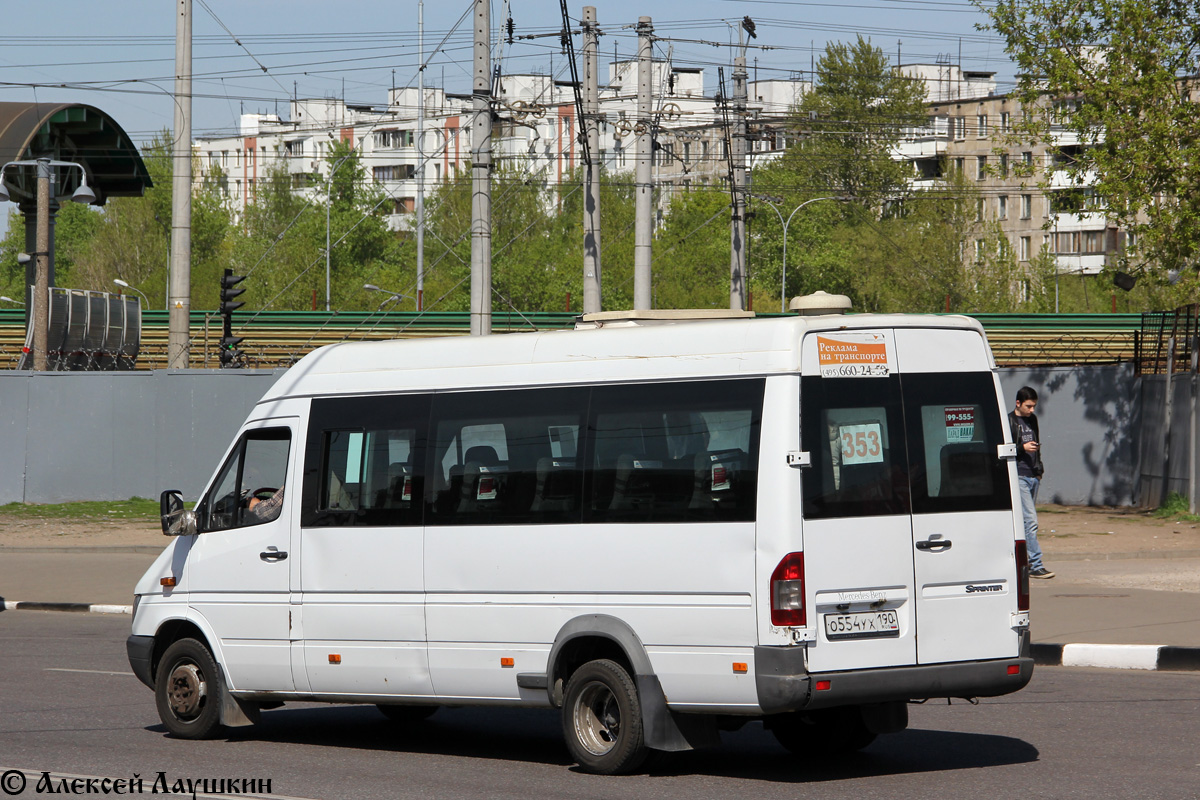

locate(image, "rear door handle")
[[260, 549, 288, 562], [916, 539, 952, 552]]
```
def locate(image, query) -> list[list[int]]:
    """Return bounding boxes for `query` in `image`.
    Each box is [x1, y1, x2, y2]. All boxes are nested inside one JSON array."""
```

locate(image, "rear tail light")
[[770, 552, 806, 627], [1015, 540, 1030, 611]]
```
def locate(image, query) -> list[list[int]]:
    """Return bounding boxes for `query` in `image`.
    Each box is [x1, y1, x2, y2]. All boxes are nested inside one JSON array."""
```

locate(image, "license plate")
[[824, 610, 900, 640]]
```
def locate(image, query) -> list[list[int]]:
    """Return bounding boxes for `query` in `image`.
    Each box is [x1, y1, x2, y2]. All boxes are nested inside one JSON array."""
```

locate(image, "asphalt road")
[[2, 612, 1199, 800]]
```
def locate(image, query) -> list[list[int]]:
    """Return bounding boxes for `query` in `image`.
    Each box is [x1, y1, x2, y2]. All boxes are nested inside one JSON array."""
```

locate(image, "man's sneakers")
[[1030, 567, 1055, 579]]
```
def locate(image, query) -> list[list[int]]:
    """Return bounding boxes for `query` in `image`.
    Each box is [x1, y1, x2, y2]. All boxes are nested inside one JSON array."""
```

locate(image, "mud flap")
[[217, 666, 261, 728], [637, 674, 720, 752]]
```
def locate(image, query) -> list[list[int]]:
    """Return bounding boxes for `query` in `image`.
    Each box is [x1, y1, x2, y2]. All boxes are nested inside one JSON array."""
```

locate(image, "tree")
[[978, 0, 1200, 291], [787, 36, 928, 210]]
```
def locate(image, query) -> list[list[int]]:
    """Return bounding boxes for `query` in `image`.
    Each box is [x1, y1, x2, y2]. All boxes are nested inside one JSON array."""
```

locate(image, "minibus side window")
[[202, 428, 291, 532], [426, 387, 588, 525], [903, 373, 1012, 514], [801, 376, 909, 519], [585, 379, 763, 524], [300, 394, 430, 527]]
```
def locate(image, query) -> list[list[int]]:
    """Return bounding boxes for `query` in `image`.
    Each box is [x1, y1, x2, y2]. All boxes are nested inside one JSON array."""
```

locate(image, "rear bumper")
[[127, 634, 155, 689], [755, 634, 1034, 714]]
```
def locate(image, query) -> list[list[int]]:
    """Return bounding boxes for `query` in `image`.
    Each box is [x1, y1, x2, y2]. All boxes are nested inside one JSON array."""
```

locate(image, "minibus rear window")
[[904, 373, 1012, 514], [801, 376, 910, 519]]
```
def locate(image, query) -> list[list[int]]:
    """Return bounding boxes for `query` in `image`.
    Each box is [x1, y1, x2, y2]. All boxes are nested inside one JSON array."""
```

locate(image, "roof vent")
[[789, 291, 852, 316]]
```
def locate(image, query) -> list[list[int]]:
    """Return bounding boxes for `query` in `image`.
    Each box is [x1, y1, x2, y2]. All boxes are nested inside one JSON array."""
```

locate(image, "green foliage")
[[789, 35, 928, 209], [978, 0, 1200, 286], [0, 497, 161, 520]]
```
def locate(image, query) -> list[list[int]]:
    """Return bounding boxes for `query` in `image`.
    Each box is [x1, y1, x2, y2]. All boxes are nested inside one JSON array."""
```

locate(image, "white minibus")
[[128, 305, 1032, 774]]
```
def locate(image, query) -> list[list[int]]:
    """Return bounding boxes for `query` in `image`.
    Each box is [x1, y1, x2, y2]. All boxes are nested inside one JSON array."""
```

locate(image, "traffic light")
[[219, 268, 246, 368], [219, 334, 245, 367], [220, 269, 246, 316]]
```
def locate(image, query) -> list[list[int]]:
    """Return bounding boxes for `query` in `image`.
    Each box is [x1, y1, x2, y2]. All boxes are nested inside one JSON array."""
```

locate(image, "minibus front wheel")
[[562, 659, 649, 775], [155, 638, 224, 739]]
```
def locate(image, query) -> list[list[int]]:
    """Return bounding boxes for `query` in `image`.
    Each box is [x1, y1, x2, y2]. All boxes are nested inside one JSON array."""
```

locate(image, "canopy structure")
[[0, 101, 152, 205]]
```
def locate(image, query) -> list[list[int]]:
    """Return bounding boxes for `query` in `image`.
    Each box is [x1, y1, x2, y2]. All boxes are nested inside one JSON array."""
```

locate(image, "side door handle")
[[260, 549, 288, 562], [916, 539, 952, 552]]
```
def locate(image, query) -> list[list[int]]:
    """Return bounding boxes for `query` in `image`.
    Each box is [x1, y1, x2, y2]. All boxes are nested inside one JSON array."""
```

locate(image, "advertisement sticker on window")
[[944, 406, 977, 442], [816, 333, 893, 378]]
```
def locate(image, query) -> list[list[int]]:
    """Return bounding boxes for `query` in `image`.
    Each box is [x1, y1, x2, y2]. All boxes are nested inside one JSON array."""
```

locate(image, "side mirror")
[[160, 489, 197, 537]]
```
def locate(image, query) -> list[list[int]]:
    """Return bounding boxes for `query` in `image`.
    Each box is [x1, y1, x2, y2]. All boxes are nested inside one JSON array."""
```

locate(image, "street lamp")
[[113, 279, 150, 309], [752, 194, 849, 312], [0, 158, 97, 370], [363, 283, 414, 310]]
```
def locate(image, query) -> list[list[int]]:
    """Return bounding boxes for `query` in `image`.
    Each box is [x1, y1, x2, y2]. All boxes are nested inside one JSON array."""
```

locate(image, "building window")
[[977, 114, 988, 138], [976, 155, 987, 180], [1000, 111, 1010, 133], [1020, 236, 1031, 261], [955, 157, 965, 174], [998, 195, 1008, 219], [955, 116, 967, 139], [1084, 230, 1105, 254], [975, 239, 986, 263], [1021, 194, 1032, 219], [1022, 151, 1033, 166], [999, 154, 1009, 178], [975, 198, 984, 221]]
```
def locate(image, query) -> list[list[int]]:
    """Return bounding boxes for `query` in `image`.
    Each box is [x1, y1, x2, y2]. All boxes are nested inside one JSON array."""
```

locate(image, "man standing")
[[1010, 386, 1054, 579]]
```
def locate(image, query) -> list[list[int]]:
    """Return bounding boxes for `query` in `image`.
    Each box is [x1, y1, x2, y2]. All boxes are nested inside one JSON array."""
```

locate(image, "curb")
[[1032, 642, 1200, 671], [0, 599, 131, 615]]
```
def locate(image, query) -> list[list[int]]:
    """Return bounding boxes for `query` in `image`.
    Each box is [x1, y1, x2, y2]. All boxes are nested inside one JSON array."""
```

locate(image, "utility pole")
[[33, 159, 50, 371], [169, 0, 193, 368], [469, 0, 492, 336], [416, 0, 426, 311], [634, 16, 653, 310], [730, 50, 748, 311], [582, 6, 602, 314]]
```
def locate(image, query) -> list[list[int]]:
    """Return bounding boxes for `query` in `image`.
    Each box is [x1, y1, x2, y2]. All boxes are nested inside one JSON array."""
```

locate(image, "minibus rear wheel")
[[155, 638, 223, 739], [562, 659, 649, 775], [768, 707, 876, 757]]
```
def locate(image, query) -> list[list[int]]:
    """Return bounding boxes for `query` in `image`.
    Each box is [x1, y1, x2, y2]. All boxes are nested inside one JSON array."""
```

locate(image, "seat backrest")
[[609, 454, 658, 511], [531, 457, 577, 513], [463, 445, 500, 467], [939, 441, 992, 497]]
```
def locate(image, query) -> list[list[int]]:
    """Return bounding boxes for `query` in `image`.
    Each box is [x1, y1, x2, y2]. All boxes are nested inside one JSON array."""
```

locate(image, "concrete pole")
[[582, 6, 602, 314], [730, 54, 748, 311], [416, 0, 426, 311], [33, 159, 51, 371], [469, 0, 492, 336], [168, 0, 193, 367], [633, 16, 653, 310]]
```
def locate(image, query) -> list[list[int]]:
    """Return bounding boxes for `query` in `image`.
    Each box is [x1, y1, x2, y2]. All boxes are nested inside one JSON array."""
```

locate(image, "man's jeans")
[[1018, 475, 1044, 570]]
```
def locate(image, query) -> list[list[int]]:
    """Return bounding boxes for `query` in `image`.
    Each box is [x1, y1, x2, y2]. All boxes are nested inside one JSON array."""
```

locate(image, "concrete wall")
[[0, 364, 1145, 508], [1137, 373, 1200, 508], [0, 370, 284, 505], [998, 365, 1141, 507]]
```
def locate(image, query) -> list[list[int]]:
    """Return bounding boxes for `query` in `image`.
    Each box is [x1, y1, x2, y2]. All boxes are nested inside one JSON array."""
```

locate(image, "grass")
[[0, 497, 162, 521], [1153, 492, 1200, 522]]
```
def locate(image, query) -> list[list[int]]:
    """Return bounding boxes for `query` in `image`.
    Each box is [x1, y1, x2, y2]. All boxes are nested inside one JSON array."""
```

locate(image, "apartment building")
[[897, 64, 1123, 276], [194, 61, 784, 230]]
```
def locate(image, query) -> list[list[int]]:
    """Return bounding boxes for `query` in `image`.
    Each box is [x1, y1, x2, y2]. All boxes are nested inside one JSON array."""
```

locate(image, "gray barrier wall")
[[0, 364, 1145, 507], [1137, 373, 1200, 508], [0, 370, 285, 505], [998, 365, 1140, 506]]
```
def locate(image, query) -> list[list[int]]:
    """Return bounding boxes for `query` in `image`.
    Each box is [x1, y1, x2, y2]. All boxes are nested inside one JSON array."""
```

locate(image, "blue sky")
[[0, 1, 1008, 237], [1, 0, 1009, 143]]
